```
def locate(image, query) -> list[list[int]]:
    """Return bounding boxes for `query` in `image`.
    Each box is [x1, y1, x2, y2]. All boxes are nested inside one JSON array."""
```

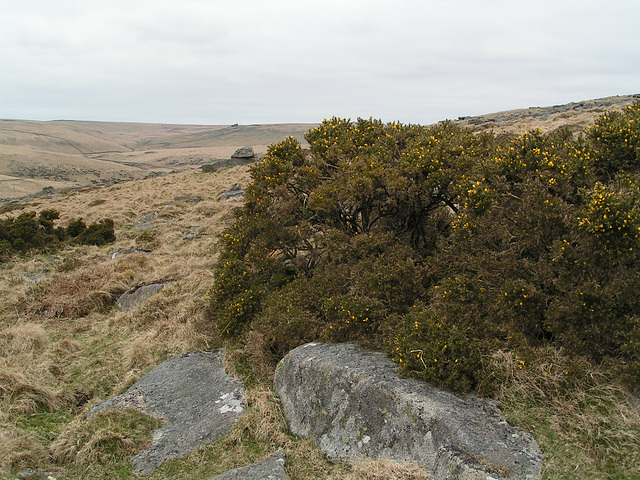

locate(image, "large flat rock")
[[88, 350, 244, 476], [274, 343, 542, 480], [116, 282, 173, 312], [208, 450, 289, 480]]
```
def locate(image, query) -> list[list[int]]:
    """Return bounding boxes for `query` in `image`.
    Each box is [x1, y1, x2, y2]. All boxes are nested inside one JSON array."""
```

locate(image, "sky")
[[1, 0, 639, 125]]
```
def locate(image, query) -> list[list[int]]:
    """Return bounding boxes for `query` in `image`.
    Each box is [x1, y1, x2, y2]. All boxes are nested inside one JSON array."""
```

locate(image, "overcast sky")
[[1, 0, 638, 125]]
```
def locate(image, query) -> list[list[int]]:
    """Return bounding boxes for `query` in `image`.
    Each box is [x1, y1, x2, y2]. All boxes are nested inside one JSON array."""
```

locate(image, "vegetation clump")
[[0, 211, 116, 259], [209, 104, 640, 396]]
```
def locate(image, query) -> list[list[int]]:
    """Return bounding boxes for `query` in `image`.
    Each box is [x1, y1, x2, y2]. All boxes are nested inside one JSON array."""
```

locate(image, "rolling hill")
[[0, 120, 314, 199], [1, 94, 639, 479]]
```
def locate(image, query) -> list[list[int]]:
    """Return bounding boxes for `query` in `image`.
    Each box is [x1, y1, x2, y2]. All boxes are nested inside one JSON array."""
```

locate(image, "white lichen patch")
[[216, 391, 244, 414]]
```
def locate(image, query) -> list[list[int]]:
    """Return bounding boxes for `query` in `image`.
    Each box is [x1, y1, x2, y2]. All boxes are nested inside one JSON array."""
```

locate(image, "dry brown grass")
[[2, 151, 638, 478], [0, 166, 250, 478], [0, 371, 61, 414], [0, 431, 50, 472], [348, 459, 430, 480], [225, 385, 290, 448], [26, 265, 124, 319], [490, 347, 640, 479], [50, 408, 162, 478], [1, 322, 48, 353]]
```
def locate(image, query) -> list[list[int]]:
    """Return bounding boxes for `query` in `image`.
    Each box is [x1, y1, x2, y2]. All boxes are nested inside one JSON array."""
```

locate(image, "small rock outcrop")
[[22, 269, 48, 282], [274, 343, 542, 480], [174, 195, 201, 204], [219, 183, 244, 200], [201, 149, 259, 173], [110, 248, 151, 259], [231, 146, 255, 159], [209, 450, 289, 480], [88, 351, 245, 476], [116, 282, 173, 311]]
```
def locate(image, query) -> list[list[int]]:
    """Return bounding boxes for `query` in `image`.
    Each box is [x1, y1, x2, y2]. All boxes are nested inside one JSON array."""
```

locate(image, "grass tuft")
[[50, 409, 162, 477], [490, 347, 640, 479], [0, 431, 49, 472], [1, 322, 49, 353], [0, 371, 61, 414]]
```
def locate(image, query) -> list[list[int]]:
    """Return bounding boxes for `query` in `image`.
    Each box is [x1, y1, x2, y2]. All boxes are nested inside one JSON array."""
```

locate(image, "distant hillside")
[[1, 94, 638, 200], [454, 94, 639, 134], [0, 120, 314, 199]]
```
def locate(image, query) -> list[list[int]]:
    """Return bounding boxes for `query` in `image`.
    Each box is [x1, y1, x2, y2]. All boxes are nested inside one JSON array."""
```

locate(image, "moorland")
[[0, 120, 313, 199], [1, 94, 639, 480]]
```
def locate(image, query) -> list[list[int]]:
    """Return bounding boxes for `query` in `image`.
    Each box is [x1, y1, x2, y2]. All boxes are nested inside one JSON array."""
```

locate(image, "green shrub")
[[0, 211, 115, 259], [589, 103, 640, 175], [66, 218, 87, 238], [389, 304, 487, 393], [209, 104, 640, 394], [75, 219, 116, 246], [0, 210, 61, 256]]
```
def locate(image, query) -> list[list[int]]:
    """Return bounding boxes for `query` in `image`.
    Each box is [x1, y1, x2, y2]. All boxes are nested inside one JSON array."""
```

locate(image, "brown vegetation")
[[1, 98, 639, 479], [0, 120, 313, 198]]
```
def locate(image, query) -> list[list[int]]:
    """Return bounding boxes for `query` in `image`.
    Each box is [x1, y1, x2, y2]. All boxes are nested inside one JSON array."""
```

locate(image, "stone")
[[182, 234, 203, 241], [202, 156, 257, 173], [110, 248, 151, 259], [135, 213, 156, 228], [174, 196, 201, 204], [16, 471, 61, 480], [220, 183, 244, 200], [88, 350, 245, 476], [274, 342, 542, 480], [116, 282, 173, 311], [431, 446, 508, 480], [631, 392, 640, 416], [231, 146, 255, 159], [208, 450, 289, 480], [23, 269, 48, 282]]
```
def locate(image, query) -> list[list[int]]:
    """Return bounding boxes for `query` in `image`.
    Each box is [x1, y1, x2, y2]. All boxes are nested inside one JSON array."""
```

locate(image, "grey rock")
[[110, 248, 152, 259], [182, 234, 203, 241], [231, 146, 255, 159], [220, 183, 243, 200], [431, 446, 507, 480], [220, 183, 244, 201], [88, 350, 245, 476], [631, 392, 640, 416], [16, 471, 61, 480], [116, 282, 173, 311], [209, 450, 289, 480], [135, 213, 156, 228], [202, 157, 256, 173], [201, 162, 220, 173], [23, 269, 48, 282], [274, 343, 542, 480], [174, 196, 201, 204]]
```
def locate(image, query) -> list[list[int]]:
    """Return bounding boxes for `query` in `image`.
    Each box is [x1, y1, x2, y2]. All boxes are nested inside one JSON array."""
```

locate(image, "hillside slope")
[[454, 93, 639, 133], [0, 120, 314, 199], [2, 94, 638, 200], [1, 96, 639, 479]]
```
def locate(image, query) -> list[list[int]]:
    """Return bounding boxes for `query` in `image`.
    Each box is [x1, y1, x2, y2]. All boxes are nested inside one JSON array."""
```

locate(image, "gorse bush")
[[0, 210, 65, 257], [209, 104, 640, 394], [0, 210, 116, 259]]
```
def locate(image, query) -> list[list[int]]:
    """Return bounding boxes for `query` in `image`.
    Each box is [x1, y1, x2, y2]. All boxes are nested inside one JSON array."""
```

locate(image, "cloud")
[[1, 0, 639, 124]]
